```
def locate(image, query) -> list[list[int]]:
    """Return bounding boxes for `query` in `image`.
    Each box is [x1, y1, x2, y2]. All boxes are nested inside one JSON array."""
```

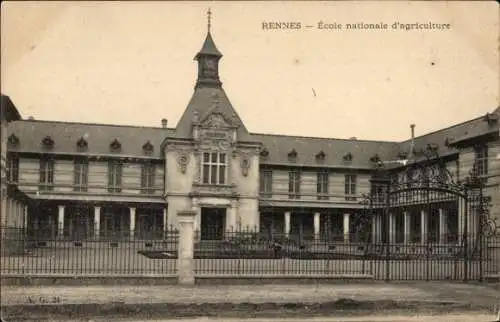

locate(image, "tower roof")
[[173, 86, 251, 141], [195, 32, 222, 59]]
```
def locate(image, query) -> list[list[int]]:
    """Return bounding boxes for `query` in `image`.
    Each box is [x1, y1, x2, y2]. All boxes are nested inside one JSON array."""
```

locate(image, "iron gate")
[[359, 155, 497, 282]]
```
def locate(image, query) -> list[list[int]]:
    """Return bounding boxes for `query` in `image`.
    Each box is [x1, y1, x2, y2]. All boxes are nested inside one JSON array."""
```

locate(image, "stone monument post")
[[177, 210, 196, 285]]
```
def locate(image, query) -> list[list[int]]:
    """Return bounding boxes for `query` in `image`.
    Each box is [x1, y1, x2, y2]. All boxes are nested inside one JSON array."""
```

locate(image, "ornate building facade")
[[1, 95, 31, 254], [2, 24, 499, 245]]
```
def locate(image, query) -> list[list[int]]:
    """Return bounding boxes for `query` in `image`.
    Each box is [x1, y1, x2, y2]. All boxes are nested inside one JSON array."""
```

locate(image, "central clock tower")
[[194, 9, 223, 89]]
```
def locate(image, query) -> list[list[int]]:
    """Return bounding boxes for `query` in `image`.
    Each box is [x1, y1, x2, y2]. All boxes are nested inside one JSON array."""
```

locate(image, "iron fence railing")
[[2, 226, 499, 281], [1, 227, 179, 276], [192, 227, 499, 281]]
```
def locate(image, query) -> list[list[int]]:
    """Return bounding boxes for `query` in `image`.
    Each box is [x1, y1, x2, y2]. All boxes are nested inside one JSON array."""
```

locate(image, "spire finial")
[[207, 8, 212, 32]]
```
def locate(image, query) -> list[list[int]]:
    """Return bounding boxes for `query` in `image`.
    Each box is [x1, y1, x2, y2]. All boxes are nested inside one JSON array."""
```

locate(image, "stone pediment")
[[200, 111, 233, 129], [197, 92, 238, 130]]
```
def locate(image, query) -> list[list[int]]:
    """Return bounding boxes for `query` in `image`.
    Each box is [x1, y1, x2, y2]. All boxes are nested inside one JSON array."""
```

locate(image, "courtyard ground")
[[1, 282, 499, 320]]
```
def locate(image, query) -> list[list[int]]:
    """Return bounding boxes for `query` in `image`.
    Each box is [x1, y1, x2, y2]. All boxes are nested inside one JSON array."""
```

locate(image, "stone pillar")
[[343, 213, 350, 243], [57, 205, 65, 239], [388, 213, 396, 244], [191, 198, 201, 240], [23, 205, 28, 229], [403, 211, 411, 244], [94, 206, 101, 239], [177, 210, 196, 285], [313, 212, 320, 240], [129, 207, 136, 238], [226, 201, 238, 234], [439, 208, 447, 244], [421, 210, 428, 245], [13, 201, 19, 227], [2, 197, 9, 228], [284, 211, 291, 238], [254, 211, 259, 232], [163, 207, 168, 237]]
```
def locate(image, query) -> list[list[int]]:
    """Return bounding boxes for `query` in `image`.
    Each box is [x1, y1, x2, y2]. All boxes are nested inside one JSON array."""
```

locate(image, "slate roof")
[[1, 94, 22, 122], [252, 133, 399, 169], [6, 107, 498, 167], [7, 120, 174, 159], [397, 107, 500, 160], [173, 86, 253, 142], [195, 32, 222, 58]]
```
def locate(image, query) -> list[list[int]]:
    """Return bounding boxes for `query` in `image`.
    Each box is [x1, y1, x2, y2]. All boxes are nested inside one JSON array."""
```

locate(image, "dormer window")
[[370, 154, 381, 163], [315, 150, 326, 162], [484, 112, 498, 124], [7, 134, 19, 147], [260, 147, 269, 158], [76, 137, 88, 152], [42, 136, 54, 148], [142, 141, 154, 155], [427, 143, 439, 151], [288, 148, 298, 161], [110, 139, 121, 152], [343, 152, 353, 162], [398, 151, 408, 159]]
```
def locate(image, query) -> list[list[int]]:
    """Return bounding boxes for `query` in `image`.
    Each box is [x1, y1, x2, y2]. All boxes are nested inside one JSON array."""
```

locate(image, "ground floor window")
[[200, 207, 226, 240], [101, 207, 130, 239], [136, 209, 163, 239]]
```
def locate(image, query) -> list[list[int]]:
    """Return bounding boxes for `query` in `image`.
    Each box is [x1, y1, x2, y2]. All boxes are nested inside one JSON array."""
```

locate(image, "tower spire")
[[194, 9, 223, 89], [207, 8, 212, 33]]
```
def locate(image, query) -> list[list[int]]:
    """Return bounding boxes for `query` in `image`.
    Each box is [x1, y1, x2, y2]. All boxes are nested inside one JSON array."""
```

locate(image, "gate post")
[[177, 210, 196, 285]]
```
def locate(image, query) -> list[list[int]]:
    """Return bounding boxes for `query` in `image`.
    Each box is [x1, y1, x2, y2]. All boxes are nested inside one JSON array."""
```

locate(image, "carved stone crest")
[[239, 152, 251, 177], [176, 151, 190, 174], [192, 110, 200, 123], [204, 113, 228, 128]]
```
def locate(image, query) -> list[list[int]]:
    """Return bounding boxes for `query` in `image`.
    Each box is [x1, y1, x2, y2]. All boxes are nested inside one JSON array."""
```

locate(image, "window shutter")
[[149, 165, 156, 189], [74, 160, 80, 186], [116, 163, 123, 189], [82, 160, 88, 186], [39, 159, 46, 184], [140, 164, 147, 191], [107, 162, 114, 189]]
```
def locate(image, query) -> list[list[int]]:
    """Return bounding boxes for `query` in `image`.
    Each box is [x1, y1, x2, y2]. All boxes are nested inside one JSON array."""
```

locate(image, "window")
[[74, 158, 89, 192], [371, 183, 385, 204], [141, 162, 156, 194], [474, 145, 488, 178], [288, 169, 301, 199], [406, 169, 414, 200], [260, 170, 273, 197], [6, 153, 19, 183], [345, 174, 357, 201], [317, 170, 329, 200], [202, 152, 227, 185], [39, 157, 55, 191], [406, 169, 414, 188], [108, 160, 123, 193]]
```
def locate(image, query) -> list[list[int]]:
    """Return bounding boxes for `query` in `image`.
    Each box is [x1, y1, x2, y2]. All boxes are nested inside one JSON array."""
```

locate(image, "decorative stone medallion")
[[177, 151, 190, 174], [240, 153, 251, 177]]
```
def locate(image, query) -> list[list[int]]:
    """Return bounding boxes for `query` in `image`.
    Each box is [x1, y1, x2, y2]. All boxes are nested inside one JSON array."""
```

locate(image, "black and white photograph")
[[1, 1, 499, 321]]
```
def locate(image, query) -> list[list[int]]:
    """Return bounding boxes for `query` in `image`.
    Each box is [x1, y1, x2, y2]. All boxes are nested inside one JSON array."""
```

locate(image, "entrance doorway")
[[200, 207, 226, 240], [290, 213, 314, 243]]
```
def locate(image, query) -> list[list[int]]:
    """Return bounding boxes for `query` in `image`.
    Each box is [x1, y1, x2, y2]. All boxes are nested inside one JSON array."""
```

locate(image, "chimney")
[[161, 118, 168, 128], [410, 124, 415, 140]]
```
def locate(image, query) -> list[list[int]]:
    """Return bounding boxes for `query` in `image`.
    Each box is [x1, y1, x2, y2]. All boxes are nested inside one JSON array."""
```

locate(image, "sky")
[[1, 1, 498, 141]]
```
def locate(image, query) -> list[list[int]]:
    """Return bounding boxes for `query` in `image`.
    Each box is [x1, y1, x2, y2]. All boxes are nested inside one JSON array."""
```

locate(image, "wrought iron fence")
[[1, 227, 179, 276], [2, 225, 499, 281], [192, 226, 500, 281]]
